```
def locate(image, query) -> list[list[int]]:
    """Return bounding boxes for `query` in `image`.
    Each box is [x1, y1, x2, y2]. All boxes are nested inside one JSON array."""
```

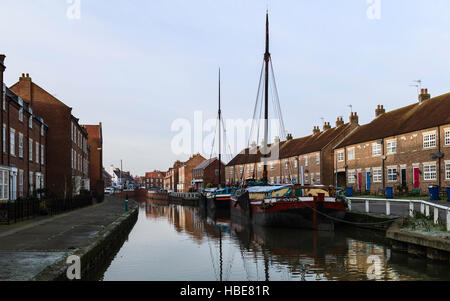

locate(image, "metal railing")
[[169, 192, 201, 200], [348, 197, 450, 231]]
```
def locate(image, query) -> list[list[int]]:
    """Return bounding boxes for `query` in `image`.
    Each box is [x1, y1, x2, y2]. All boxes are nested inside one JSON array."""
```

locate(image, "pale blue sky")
[[1, 0, 449, 176]]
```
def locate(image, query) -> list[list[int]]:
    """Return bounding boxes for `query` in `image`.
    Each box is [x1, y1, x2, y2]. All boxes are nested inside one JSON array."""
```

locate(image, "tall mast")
[[262, 12, 270, 183], [218, 69, 222, 187]]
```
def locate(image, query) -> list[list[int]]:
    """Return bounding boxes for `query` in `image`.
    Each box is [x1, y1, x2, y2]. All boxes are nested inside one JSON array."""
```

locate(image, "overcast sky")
[[1, 0, 450, 176]]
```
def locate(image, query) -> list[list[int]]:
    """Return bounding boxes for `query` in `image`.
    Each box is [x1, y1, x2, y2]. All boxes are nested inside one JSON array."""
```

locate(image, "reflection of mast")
[[219, 228, 223, 281], [262, 247, 270, 281]]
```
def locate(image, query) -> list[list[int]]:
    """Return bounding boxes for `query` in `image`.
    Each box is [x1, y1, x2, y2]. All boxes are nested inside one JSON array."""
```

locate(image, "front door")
[[366, 171, 371, 191], [401, 168, 407, 187], [413, 167, 420, 189], [357, 172, 362, 191]]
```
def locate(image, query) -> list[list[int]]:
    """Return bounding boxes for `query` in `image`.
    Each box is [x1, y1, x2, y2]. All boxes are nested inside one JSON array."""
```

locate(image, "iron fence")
[[0, 195, 93, 225]]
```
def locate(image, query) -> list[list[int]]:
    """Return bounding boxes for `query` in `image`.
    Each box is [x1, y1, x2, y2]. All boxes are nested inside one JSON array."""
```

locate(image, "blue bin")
[[447, 187, 450, 202], [386, 187, 393, 199], [428, 185, 440, 201], [346, 186, 353, 197]]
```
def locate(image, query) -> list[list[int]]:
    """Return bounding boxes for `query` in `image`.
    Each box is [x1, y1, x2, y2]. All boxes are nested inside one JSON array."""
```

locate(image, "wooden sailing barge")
[[230, 13, 347, 230]]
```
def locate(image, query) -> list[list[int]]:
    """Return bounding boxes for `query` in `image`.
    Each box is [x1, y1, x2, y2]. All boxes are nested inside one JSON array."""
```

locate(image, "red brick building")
[[143, 170, 166, 190], [11, 74, 89, 198], [83, 123, 103, 198], [0, 55, 48, 201], [334, 90, 450, 196], [177, 154, 206, 192], [225, 115, 358, 186], [192, 157, 225, 190]]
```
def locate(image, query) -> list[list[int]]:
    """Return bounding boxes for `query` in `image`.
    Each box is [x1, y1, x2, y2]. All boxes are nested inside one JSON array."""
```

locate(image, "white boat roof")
[[246, 185, 291, 193]]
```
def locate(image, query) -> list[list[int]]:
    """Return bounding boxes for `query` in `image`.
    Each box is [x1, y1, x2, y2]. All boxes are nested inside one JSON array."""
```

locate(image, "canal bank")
[[0, 195, 138, 281]]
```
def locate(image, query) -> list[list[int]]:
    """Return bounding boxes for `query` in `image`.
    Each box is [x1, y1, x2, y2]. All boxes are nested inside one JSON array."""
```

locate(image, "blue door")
[[366, 171, 371, 191]]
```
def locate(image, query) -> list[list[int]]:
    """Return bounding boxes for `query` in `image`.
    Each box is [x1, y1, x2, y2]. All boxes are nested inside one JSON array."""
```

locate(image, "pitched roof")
[[335, 93, 450, 148], [280, 123, 351, 159], [226, 142, 286, 167], [194, 158, 225, 170]]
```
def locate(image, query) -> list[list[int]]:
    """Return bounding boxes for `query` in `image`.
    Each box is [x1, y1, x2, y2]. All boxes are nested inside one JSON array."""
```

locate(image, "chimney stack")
[[336, 117, 344, 127], [286, 133, 293, 141], [350, 112, 359, 125], [375, 105, 386, 117], [323, 122, 331, 131], [313, 126, 321, 135], [419, 88, 431, 104], [18, 73, 33, 104]]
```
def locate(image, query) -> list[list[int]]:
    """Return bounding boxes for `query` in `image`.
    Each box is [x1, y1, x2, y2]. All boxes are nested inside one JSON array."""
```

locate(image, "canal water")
[[100, 199, 450, 281]]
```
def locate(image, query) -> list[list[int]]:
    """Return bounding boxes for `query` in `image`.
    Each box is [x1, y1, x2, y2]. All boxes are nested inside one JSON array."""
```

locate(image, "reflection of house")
[[12, 73, 90, 198], [334, 90, 450, 195], [177, 154, 206, 193], [192, 157, 225, 190]]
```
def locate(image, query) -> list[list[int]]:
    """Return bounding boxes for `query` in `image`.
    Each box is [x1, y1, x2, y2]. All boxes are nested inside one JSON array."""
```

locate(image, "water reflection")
[[102, 198, 450, 281]]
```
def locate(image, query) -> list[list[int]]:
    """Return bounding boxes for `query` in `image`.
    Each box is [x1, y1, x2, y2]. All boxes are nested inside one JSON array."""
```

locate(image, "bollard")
[[365, 200, 370, 213], [425, 205, 430, 217], [434, 207, 439, 225], [409, 202, 414, 218], [420, 203, 425, 215], [347, 199, 352, 211], [125, 194, 129, 212], [386, 201, 391, 216], [447, 210, 450, 232]]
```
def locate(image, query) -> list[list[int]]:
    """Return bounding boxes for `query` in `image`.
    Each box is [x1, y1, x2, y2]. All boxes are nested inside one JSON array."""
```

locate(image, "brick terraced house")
[[83, 123, 103, 198], [192, 157, 225, 190], [334, 89, 450, 195], [0, 55, 48, 201], [177, 154, 205, 193], [225, 114, 359, 186], [11, 74, 90, 198]]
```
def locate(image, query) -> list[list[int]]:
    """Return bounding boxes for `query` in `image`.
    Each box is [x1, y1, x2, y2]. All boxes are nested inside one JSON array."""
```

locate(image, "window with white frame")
[[285, 161, 289, 170], [337, 151, 344, 162], [71, 149, 74, 168], [305, 175, 309, 184], [446, 163, 450, 180], [387, 167, 398, 182], [423, 132, 436, 149], [19, 170, 23, 198], [373, 168, 382, 183], [29, 172, 33, 195], [305, 157, 309, 166], [270, 162, 274, 170], [29, 139, 33, 161], [18, 133, 23, 158], [348, 148, 355, 161], [316, 173, 320, 184], [348, 170, 356, 184], [10, 128, 15, 156], [386, 140, 397, 155], [41, 145, 44, 165], [0, 169, 9, 200], [372, 143, 382, 156], [294, 159, 298, 169], [311, 173, 315, 184], [423, 164, 437, 181], [316, 154, 320, 165], [35, 142, 39, 164], [41, 124, 44, 136], [270, 177, 274, 184], [29, 115, 32, 128], [2, 124, 5, 153], [445, 130, 450, 146], [19, 108, 23, 122]]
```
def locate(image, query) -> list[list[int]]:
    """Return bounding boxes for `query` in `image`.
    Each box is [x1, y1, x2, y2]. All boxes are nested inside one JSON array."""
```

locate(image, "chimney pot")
[[0, 54, 5, 65]]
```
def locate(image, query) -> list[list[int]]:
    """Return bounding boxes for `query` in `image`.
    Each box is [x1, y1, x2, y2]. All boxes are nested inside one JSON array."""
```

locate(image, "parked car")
[[104, 187, 115, 195]]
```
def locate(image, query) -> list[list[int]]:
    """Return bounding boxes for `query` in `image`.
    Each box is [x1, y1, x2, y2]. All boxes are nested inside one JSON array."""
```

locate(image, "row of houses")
[[144, 154, 226, 193], [0, 54, 103, 201], [225, 89, 450, 196]]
